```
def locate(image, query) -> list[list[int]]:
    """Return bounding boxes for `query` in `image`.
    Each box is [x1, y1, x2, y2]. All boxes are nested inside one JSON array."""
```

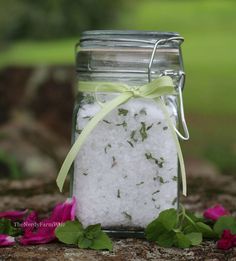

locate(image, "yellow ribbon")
[[56, 76, 187, 196]]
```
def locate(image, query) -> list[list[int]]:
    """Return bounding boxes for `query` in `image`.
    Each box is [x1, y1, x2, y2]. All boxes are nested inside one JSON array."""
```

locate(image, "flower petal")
[[0, 210, 28, 221], [0, 234, 15, 247], [21, 211, 38, 236], [19, 234, 55, 245], [203, 204, 229, 222], [19, 197, 76, 245], [217, 230, 235, 250]]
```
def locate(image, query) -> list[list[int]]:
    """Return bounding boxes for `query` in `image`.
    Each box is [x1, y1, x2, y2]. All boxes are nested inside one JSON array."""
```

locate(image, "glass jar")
[[72, 30, 187, 236]]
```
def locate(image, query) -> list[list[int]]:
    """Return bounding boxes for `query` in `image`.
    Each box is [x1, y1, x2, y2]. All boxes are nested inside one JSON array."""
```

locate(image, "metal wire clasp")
[[148, 37, 189, 140]]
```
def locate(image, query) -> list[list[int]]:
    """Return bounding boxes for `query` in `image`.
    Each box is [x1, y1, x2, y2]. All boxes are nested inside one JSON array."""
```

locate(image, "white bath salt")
[[73, 92, 178, 229]]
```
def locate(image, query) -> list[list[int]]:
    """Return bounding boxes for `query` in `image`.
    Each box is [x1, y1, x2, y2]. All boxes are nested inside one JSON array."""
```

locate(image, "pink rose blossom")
[[203, 204, 229, 222], [217, 230, 236, 250], [0, 235, 15, 247], [0, 210, 28, 221], [20, 197, 76, 245]]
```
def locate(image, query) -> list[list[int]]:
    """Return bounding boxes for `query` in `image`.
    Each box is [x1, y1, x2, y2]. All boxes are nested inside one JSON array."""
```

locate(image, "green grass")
[[0, 0, 235, 173], [0, 38, 77, 67], [115, 0, 236, 115]]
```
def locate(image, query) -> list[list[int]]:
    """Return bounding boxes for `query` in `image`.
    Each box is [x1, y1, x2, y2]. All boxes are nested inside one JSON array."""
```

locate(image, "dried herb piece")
[[139, 108, 147, 115], [127, 140, 134, 148], [111, 156, 117, 168], [118, 108, 129, 116], [104, 144, 111, 154], [147, 124, 153, 130], [172, 176, 178, 182], [152, 190, 160, 195], [83, 94, 95, 104], [82, 173, 88, 176], [130, 130, 138, 143], [163, 126, 168, 130], [159, 177, 166, 184], [145, 153, 165, 168], [82, 116, 92, 120], [140, 122, 148, 141], [122, 212, 132, 221], [117, 189, 121, 198], [136, 181, 144, 186], [103, 120, 112, 124], [75, 129, 82, 134], [172, 197, 177, 206], [116, 121, 127, 129]]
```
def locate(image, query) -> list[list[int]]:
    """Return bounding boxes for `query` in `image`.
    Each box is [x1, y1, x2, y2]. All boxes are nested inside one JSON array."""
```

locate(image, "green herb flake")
[[147, 123, 153, 130], [172, 197, 177, 206], [140, 122, 148, 141], [152, 190, 160, 195], [103, 119, 112, 124], [111, 156, 117, 168], [104, 144, 112, 154], [116, 121, 127, 129], [83, 173, 88, 176], [172, 176, 178, 182], [157, 121, 161, 125], [83, 94, 95, 104], [127, 140, 134, 148], [145, 153, 165, 168], [139, 108, 147, 115], [136, 181, 144, 186], [117, 189, 121, 198], [75, 129, 82, 134], [118, 108, 129, 116], [163, 126, 168, 130], [159, 177, 165, 184], [82, 116, 92, 120], [130, 130, 138, 143], [122, 212, 132, 221]]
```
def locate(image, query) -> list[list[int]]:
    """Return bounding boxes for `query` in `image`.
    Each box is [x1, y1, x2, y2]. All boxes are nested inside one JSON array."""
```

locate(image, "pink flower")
[[20, 197, 76, 245], [203, 204, 229, 222], [0, 235, 15, 247], [0, 210, 28, 221], [217, 230, 236, 250], [21, 211, 38, 236]]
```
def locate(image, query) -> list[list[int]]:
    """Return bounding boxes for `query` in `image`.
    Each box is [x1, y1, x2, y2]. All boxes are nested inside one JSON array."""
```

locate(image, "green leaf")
[[158, 208, 178, 231], [196, 222, 217, 239], [185, 232, 202, 246], [90, 231, 113, 251], [78, 237, 93, 249], [185, 210, 204, 223], [145, 219, 167, 241], [213, 216, 236, 236], [85, 224, 102, 240], [55, 220, 84, 245], [0, 218, 22, 236], [156, 231, 175, 247], [175, 232, 192, 248]]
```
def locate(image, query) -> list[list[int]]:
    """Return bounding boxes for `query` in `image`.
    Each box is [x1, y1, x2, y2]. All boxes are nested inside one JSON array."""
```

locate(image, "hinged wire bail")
[[173, 72, 190, 140], [148, 36, 189, 140]]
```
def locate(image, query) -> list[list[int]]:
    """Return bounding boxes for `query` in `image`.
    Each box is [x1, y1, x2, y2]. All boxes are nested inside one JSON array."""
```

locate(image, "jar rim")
[[79, 30, 181, 48]]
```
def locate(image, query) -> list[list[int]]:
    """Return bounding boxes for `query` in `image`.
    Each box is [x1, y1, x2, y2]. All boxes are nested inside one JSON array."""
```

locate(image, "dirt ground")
[[0, 165, 236, 261]]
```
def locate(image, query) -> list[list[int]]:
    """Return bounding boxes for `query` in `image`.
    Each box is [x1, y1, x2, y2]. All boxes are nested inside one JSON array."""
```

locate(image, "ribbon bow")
[[56, 76, 187, 196]]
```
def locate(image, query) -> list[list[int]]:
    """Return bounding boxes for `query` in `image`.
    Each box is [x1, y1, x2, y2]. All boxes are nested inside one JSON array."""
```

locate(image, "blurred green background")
[[0, 0, 235, 179]]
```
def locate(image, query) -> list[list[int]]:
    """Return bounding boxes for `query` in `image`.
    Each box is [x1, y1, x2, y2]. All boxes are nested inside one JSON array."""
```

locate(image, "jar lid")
[[79, 30, 181, 49]]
